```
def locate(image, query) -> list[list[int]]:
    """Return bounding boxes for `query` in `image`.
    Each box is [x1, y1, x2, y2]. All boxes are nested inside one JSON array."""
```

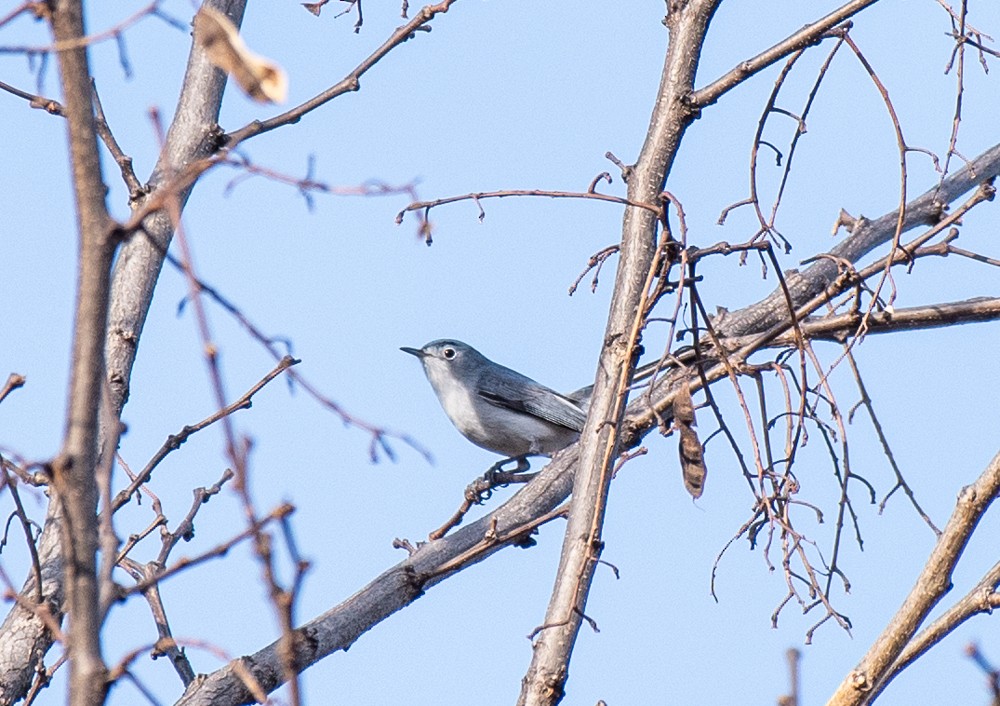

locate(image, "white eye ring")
[[443, 347, 456, 360]]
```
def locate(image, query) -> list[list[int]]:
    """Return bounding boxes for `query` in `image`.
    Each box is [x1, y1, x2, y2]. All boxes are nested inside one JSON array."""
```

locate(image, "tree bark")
[[516, 3, 723, 703], [49, 0, 115, 702], [0, 2, 245, 704], [826, 450, 1000, 706]]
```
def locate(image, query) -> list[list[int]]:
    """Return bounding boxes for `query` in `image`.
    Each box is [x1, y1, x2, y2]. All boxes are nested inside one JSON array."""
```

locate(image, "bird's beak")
[[400, 346, 425, 358]]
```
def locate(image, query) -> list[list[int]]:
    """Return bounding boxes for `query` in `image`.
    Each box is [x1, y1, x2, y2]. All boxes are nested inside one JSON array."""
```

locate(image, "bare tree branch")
[[2, 3, 998, 704], [0, 2, 247, 702], [224, 0, 459, 147], [826, 450, 1000, 706], [0, 78, 65, 115], [878, 562, 1000, 694], [715, 143, 1000, 339], [724, 297, 1000, 348], [516, 2, 724, 702], [47, 0, 117, 703], [105, 0, 246, 421], [693, 0, 880, 107]]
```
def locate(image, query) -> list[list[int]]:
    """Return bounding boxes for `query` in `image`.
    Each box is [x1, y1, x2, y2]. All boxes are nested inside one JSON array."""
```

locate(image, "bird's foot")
[[482, 456, 535, 490]]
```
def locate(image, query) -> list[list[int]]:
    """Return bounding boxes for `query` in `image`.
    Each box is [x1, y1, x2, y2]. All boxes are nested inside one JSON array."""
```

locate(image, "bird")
[[401, 340, 587, 459]]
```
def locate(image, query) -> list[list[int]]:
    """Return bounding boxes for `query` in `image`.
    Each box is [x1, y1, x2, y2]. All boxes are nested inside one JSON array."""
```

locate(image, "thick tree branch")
[[105, 0, 246, 420], [755, 297, 1000, 345], [826, 450, 1000, 706], [0, 3, 246, 704], [1, 1, 470, 699], [0, 502, 66, 705], [875, 560, 1000, 697], [516, 2, 723, 703], [48, 0, 116, 703]]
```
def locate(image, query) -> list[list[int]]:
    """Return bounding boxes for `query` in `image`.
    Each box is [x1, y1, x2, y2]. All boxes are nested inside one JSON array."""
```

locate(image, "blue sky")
[[2, 1, 1000, 704]]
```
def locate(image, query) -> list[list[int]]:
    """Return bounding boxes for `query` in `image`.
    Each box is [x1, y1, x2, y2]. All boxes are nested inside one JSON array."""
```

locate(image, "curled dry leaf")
[[193, 6, 287, 104], [302, 1, 328, 16], [673, 382, 707, 499]]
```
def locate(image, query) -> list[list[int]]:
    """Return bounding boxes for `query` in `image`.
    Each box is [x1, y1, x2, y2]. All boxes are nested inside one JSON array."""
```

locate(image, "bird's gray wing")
[[477, 368, 587, 432]]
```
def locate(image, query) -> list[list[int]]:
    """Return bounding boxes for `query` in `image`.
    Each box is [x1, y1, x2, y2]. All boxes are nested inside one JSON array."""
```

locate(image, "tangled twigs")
[[120, 503, 295, 598]]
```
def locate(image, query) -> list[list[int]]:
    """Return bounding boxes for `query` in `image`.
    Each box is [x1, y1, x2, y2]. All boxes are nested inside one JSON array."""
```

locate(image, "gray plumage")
[[401, 340, 586, 458]]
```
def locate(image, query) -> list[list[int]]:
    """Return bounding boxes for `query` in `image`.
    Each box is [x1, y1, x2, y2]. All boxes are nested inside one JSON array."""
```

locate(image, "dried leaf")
[[674, 380, 695, 425], [674, 383, 707, 499], [679, 425, 706, 499], [193, 7, 287, 104]]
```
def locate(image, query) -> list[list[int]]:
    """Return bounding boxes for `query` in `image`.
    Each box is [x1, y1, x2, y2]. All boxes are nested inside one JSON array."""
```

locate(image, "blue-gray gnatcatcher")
[[401, 340, 587, 458]]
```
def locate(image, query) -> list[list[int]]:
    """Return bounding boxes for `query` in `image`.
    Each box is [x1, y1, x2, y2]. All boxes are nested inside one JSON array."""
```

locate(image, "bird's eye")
[[443, 347, 456, 360]]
